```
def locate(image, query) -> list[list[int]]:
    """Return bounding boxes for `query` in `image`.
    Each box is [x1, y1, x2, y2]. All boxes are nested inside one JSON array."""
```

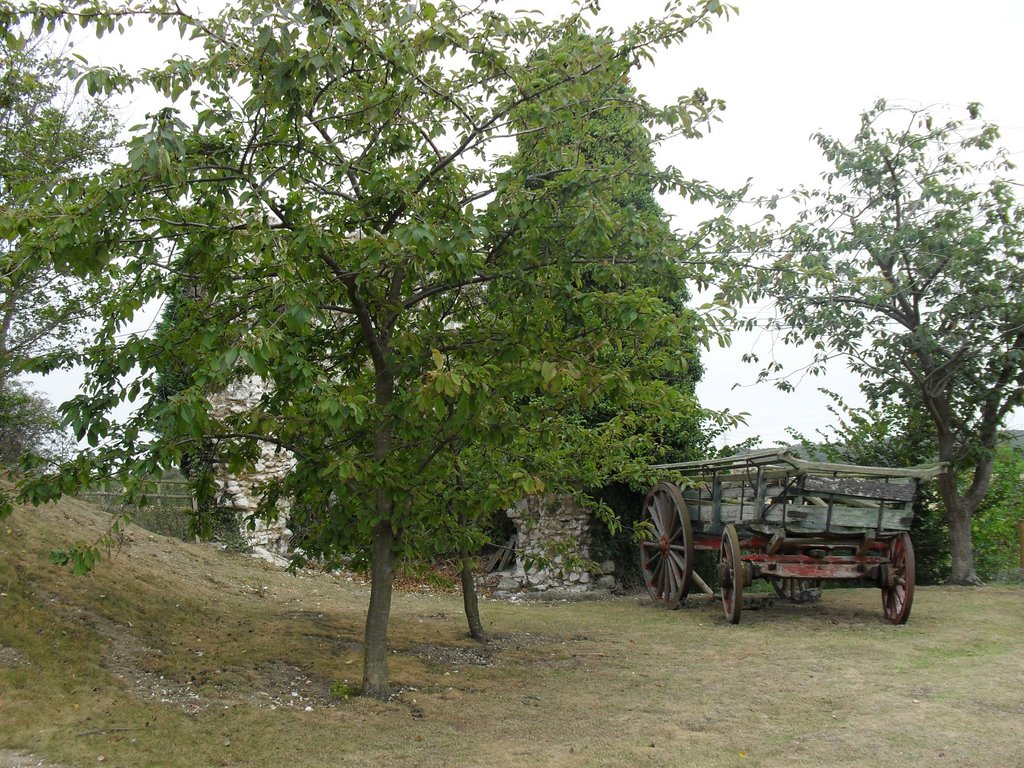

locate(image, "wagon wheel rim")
[[771, 578, 823, 603], [639, 482, 694, 609], [720, 524, 743, 624], [882, 532, 915, 624]]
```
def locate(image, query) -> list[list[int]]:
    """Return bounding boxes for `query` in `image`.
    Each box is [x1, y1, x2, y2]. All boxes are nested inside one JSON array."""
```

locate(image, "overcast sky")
[[27, 0, 1024, 447], [606, 0, 1024, 446]]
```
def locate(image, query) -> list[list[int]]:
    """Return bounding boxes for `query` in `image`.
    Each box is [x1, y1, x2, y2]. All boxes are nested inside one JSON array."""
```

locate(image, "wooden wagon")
[[640, 449, 945, 624]]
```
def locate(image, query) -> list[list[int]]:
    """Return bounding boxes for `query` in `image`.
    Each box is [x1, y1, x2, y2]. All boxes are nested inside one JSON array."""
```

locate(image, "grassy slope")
[[1, 492, 1023, 768]]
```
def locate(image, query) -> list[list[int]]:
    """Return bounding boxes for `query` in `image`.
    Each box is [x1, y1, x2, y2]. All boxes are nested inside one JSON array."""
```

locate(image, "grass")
[[2, 491, 1023, 768]]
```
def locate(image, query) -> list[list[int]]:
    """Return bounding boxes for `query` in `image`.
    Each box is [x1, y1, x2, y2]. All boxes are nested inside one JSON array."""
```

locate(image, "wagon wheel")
[[881, 532, 915, 625], [639, 482, 694, 609], [719, 524, 744, 624], [771, 578, 823, 603]]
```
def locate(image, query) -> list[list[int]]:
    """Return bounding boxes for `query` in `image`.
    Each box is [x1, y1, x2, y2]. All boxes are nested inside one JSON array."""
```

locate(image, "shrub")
[[972, 447, 1024, 581]]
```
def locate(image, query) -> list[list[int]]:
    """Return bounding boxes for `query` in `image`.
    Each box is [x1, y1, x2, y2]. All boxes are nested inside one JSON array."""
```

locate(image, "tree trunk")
[[929, 407, 985, 586], [936, 471, 982, 585], [459, 537, 488, 643], [361, 519, 397, 699], [362, 358, 397, 699]]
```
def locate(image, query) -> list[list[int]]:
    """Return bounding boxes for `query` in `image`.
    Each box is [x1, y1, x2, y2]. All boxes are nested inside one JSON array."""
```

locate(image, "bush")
[[972, 447, 1024, 582], [590, 482, 646, 589], [990, 567, 1024, 585]]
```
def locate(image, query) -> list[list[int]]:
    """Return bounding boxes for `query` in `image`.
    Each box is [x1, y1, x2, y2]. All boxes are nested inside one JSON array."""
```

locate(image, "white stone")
[[505, 493, 594, 594], [596, 575, 616, 590], [208, 376, 294, 557]]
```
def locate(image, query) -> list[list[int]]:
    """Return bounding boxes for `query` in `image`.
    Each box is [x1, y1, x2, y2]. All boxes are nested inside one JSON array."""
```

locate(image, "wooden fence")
[[77, 479, 194, 540], [76, 479, 193, 510]]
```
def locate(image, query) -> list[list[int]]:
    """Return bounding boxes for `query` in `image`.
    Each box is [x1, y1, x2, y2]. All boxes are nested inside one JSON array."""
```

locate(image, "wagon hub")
[[878, 563, 897, 588], [718, 561, 732, 587]]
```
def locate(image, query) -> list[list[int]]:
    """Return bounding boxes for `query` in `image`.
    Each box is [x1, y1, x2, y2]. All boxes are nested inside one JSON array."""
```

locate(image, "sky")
[[595, 0, 1024, 446], [25, 0, 1024, 447]]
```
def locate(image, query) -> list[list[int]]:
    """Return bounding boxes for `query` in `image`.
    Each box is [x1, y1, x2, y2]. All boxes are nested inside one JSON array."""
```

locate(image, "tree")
[[736, 100, 1024, 584], [437, 30, 712, 639], [0, 34, 115, 398], [11, 0, 733, 697], [0, 379, 74, 467]]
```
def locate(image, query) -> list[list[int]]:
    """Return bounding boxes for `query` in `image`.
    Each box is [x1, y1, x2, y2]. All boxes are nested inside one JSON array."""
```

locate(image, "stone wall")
[[501, 494, 618, 595], [208, 377, 293, 562], [206, 379, 624, 588]]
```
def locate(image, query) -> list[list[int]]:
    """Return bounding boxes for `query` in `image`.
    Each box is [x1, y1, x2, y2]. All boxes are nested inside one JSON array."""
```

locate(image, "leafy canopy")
[[736, 100, 1024, 451], [0, 34, 115, 389], [8, 0, 735, 557]]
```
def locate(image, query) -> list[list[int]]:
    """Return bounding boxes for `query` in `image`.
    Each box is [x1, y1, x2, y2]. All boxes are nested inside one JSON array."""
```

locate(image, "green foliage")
[[971, 446, 1024, 581], [151, 284, 241, 543], [0, 36, 116, 390], [0, 35, 115, 519], [49, 542, 101, 575], [329, 680, 353, 701], [48, 507, 131, 574], [590, 483, 646, 589]]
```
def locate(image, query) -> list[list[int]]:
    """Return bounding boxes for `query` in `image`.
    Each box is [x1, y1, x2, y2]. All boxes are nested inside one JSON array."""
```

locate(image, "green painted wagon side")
[[651, 448, 943, 537]]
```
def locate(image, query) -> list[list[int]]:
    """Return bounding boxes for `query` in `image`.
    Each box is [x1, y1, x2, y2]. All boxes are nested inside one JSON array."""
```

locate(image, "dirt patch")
[[22, 585, 342, 714], [205, 660, 338, 710], [0, 647, 28, 669], [85, 610, 209, 714], [0, 750, 69, 768], [414, 643, 494, 669]]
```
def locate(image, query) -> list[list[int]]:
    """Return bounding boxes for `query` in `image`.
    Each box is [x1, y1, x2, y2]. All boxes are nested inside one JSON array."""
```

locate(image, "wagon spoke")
[[664, 555, 678, 595], [649, 499, 666, 537], [651, 556, 664, 581], [664, 498, 678, 536]]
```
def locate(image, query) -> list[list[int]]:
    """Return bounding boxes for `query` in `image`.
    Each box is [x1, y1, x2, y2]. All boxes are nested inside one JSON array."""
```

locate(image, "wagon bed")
[[640, 449, 945, 624]]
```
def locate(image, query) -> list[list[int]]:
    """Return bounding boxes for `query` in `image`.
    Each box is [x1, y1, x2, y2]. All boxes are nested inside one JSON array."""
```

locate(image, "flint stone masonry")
[[208, 377, 293, 560], [503, 494, 617, 594]]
